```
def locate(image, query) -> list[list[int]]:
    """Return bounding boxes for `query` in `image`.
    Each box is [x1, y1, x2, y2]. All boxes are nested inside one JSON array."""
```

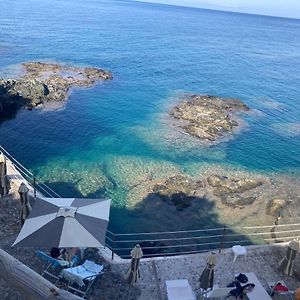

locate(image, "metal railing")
[[2, 145, 299, 259], [0, 145, 60, 198], [106, 222, 300, 259]]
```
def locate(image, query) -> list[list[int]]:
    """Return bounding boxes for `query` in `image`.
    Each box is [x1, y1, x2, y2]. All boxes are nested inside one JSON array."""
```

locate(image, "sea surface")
[[0, 0, 300, 233]]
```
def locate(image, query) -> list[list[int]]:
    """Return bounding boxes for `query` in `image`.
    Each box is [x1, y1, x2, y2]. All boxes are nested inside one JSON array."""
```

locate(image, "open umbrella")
[[125, 244, 143, 284], [200, 252, 216, 292], [12, 197, 111, 248], [279, 239, 299, 276], [0, 153, 10, 197], [18, 183, 32, 226]]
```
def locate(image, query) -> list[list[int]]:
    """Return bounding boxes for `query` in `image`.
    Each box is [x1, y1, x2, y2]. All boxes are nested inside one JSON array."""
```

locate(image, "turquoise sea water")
[[0, 0, 300, 233]]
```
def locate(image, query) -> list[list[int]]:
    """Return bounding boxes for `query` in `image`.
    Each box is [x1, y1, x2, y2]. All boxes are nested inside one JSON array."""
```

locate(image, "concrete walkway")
[[113, 246, 299, 300]]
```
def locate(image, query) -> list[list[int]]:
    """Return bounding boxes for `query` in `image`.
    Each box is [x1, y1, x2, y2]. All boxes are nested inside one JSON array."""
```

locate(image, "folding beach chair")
[[59, 260, 104, 298], [35, 250, 69, 281]]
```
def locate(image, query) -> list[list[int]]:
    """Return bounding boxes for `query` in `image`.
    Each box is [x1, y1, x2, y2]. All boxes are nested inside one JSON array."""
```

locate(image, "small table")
[[232, 245, 247, 262]]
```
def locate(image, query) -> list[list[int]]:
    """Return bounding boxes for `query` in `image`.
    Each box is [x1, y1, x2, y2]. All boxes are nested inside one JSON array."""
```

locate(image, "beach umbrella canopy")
[[12, 197, 111, 248], [18, 183, 31, 226], [199, 252, 216, 291], [0, 153, 10, 197], [125, 244, 143, 285], [279, 239, 299, 276]]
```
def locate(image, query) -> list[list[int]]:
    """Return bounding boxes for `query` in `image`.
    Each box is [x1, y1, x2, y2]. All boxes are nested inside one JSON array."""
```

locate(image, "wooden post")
[[33, 175, 37, 198], [0, 249, 81, 300]]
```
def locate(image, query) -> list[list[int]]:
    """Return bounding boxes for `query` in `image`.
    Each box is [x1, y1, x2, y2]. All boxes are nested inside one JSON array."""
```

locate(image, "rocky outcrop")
[[207, 174, 263, 208], [170, 95, 249, 144], [0, 62, 112, 119]]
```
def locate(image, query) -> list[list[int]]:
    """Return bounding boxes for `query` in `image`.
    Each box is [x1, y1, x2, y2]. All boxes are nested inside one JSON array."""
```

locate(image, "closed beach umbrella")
[[12, 197, 111, 248], [199, 252, 216, 291], [18, 183, 31, 226], [279, 239, 299, 276], [125, 244, 143, 284], [0, 153, 10, 197]]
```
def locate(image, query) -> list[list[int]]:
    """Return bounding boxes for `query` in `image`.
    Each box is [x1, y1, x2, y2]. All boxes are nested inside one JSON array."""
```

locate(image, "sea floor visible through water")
[[0, 0, 299, 234]]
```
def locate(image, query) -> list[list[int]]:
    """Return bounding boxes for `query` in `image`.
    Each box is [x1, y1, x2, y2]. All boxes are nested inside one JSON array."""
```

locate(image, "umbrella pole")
[[68, 248, 71, 267]]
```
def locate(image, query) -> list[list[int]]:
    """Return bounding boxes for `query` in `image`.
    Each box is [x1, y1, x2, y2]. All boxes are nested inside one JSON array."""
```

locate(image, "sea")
[[0, 0, 300, 234]]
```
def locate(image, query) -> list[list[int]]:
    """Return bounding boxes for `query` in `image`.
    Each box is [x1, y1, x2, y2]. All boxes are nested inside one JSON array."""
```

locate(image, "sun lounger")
[[243, 272, 272, 300], [59, 260, 104, 298], [166, 279, 196, 300], [35, 250, 69, 281], [204, 286, 233, 299]]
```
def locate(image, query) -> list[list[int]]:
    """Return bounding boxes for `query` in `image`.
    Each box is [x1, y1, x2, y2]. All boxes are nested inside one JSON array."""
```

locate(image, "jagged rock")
[[266, 198, 288, 217], [169, 95, 249, 144]]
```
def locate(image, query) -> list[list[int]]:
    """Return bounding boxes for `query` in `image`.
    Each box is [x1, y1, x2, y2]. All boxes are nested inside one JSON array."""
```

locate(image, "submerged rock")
[[0, 61, 112, 119], [207, 174, 263, 208], [169, 95, 249, 144], [152, 175, 205, 210]]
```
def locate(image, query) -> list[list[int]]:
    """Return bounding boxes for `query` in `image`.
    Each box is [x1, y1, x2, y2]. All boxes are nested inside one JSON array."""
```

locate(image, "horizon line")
[[131, 0, 300, 21]]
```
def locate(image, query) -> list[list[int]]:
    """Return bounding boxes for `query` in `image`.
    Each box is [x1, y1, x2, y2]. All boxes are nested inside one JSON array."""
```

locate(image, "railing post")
[[33, 176, 36, 198], [111, 233, 115, 260], [219, 226, 227, 253]]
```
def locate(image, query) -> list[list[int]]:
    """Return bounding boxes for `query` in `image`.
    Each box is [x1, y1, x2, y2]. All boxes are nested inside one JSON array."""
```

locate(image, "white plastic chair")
[[232, 245, 247, 262]]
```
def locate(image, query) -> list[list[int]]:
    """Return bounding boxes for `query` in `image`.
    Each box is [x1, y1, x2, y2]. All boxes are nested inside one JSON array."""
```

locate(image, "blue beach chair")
[[35, 250, 69, 281]]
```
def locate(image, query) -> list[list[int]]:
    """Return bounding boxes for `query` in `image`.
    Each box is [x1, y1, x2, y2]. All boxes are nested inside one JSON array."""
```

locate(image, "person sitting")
[[50, 247, 61, 259], [271, 282, 289, 297]]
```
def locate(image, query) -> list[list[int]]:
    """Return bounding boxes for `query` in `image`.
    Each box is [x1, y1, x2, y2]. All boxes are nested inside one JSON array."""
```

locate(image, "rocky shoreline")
[[0, 62, 112, 119], [169, 94, 249, 144]]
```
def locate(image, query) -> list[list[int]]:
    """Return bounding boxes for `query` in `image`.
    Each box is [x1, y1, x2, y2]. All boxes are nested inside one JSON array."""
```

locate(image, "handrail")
[[113, 222, 300, 236]]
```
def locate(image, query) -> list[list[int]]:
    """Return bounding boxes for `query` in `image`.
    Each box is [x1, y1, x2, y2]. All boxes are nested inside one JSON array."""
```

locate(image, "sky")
[[134, 0, 300, 19]]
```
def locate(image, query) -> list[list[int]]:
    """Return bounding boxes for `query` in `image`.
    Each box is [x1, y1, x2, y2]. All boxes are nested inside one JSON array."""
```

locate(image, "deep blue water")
[[0, 0, 300, 232]]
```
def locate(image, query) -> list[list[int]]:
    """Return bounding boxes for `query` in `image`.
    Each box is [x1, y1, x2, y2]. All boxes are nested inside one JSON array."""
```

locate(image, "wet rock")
[[169, 95, 249, 144]]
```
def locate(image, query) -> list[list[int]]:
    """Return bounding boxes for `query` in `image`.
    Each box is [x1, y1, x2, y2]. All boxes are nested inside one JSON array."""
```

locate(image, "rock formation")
[[170, 95, 249, 144], [0, 62, 112, 119]]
